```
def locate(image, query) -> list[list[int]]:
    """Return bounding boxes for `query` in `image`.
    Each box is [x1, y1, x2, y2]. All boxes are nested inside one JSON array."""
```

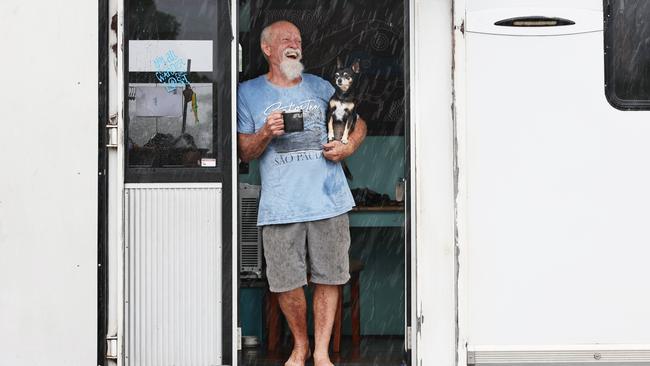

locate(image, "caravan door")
[[116, 1, 234, 365], [461, 1, 650, 364]]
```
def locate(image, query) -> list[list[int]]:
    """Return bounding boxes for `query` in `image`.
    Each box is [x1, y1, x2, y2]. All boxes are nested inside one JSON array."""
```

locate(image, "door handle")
[[495, 16, 575, 27]]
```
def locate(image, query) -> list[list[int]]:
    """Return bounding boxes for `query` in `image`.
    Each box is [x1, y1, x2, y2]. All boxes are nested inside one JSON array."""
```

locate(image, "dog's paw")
[[341, 138, 349, 144], [328, 135, 335, 142]]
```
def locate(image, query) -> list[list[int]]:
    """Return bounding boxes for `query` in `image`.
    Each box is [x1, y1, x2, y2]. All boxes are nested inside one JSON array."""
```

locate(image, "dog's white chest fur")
[[331, 100, 354, 121]]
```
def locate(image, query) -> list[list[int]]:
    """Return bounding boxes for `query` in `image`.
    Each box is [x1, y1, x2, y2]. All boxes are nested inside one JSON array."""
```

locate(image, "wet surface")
[[240, 336, 406, 366]]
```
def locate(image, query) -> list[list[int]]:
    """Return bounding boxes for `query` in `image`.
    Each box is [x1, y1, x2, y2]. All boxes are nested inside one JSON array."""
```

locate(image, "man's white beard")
[[280, 59, 304, 80]]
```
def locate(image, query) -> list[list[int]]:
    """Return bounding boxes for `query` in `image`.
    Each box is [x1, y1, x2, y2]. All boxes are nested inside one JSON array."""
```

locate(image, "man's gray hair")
[[260, 23, 275, 61], [260, 23, 274, 46]]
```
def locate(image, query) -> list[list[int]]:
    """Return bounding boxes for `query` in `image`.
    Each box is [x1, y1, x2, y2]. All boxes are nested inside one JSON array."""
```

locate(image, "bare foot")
[[284, 345, 311, 366], [313, 353, 335, 366]]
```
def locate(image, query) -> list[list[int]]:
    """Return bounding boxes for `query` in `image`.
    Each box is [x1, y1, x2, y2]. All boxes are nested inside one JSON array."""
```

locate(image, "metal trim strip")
[[124, 182, 223, 189], [468, 347, 650, 364]]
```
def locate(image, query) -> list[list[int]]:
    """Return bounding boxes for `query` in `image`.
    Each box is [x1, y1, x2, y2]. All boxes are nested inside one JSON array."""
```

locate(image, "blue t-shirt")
[[238, 73, 355, 226]]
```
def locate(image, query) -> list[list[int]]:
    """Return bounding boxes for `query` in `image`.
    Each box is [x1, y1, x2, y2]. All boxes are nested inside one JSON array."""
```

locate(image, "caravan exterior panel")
[[464, 3, 650, 349], [0, 0, 99, 364]]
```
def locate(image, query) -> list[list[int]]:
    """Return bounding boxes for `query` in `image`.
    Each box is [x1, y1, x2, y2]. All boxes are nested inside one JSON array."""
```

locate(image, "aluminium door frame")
[[98, 0, 110, 363], [229, 0, 419, 364], [104, 0, 126, 364], [452, 0, 469, 364], [405, 0, 416, 363], [230, 0, 240, 363]]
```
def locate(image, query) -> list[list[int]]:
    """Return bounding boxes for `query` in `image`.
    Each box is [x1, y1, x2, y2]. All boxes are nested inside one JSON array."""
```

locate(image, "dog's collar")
[[336, 88, 354, 98]]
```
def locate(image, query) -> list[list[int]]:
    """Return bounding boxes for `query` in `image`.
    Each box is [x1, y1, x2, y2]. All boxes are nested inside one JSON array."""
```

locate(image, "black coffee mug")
[[282, 110, 304, 133]]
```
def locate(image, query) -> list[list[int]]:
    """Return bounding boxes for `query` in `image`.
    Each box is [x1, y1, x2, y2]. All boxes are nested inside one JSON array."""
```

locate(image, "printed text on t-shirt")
[[264, 99, 320, 115]]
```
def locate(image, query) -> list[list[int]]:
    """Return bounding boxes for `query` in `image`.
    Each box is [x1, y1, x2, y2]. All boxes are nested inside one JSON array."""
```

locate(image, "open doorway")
[[236, 1, 410, 365]]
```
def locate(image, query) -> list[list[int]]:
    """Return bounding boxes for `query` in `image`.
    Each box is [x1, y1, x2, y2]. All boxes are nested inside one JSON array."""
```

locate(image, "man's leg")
[[262, 223, 310, 366], [307, 214, 352, 366], [312, 284, 339, 366], [278, 287, 311, 366]]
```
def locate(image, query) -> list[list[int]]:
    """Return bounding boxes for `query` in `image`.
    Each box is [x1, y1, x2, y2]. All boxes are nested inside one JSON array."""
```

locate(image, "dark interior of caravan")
[[125, 0, 409, 364], [238, 0, 409, 365]]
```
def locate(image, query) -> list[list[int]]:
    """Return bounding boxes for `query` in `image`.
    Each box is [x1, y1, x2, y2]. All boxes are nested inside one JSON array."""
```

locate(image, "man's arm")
[[322, 117, 367, 162], [238, 111, 284, 162]]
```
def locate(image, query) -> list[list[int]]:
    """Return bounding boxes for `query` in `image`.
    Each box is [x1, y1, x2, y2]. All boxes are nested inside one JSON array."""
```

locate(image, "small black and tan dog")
[[327, 58, 360, 144]]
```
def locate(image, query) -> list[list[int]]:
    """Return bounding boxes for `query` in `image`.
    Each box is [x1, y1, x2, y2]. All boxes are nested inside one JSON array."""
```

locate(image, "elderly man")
[[237, 20, 366, 366]]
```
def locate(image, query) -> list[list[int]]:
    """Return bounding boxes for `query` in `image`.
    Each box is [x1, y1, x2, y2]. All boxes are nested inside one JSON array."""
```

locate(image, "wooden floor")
[[239, 336, 407, 366]]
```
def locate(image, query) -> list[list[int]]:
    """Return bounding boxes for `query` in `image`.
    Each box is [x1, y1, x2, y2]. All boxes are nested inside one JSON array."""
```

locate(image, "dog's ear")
[[336, 56, 343, 70], [351, 59, 360, 73]]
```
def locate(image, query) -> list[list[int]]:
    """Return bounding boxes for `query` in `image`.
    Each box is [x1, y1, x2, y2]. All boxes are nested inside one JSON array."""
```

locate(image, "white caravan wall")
[[412, 0, 456, 365], [463, 0, 650, 350], [466, 0, 600, 12], [0, 1, 98, 365]]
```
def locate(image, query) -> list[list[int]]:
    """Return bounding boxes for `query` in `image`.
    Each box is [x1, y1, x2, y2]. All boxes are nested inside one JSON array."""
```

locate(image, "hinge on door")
[[106, 336, 118, 360], [106, 124, 118, 148], [237, 327, 242, 350], [407, 310, 424, 350], [455, 19, 465, 35], [467, 350, 476, 365], [406, 326, 412, 349]]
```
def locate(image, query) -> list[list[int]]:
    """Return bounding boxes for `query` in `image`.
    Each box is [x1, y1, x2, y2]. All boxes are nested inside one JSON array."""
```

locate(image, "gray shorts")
[[262, 213, 351, 293]]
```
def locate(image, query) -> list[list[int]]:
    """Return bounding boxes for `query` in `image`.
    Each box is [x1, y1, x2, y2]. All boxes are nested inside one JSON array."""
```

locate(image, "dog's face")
[[334, 58, 360, 92]]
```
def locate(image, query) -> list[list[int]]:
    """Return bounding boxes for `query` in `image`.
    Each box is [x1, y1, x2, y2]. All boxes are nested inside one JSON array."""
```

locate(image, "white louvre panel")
[[125, 183, 222, 366]]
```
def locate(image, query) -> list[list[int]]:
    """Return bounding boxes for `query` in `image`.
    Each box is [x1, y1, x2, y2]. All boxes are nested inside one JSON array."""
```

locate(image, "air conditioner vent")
[[239, 184, 263, 278]]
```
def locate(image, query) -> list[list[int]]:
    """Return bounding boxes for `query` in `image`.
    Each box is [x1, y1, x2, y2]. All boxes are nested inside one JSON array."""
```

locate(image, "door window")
[[125, 0, 231, 182], [605, 0, 650, 110]]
